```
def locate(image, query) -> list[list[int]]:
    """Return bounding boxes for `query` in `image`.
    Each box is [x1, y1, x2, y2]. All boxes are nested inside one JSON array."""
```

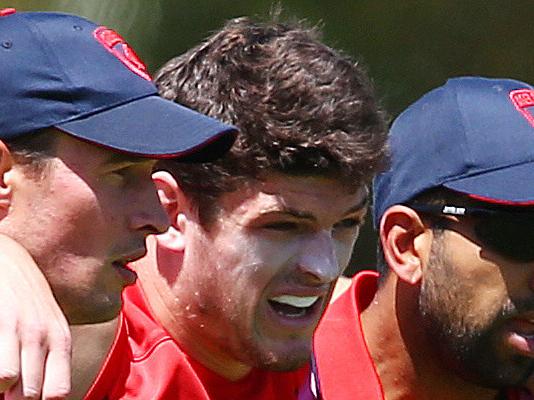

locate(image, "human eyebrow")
[[342, 195, 369, 217], [98, 153, 155, 174], [259, 208, 316, 221], [100, 153, 154, 171], [104, 152, 146, 165], [259, 196, 368, 222]]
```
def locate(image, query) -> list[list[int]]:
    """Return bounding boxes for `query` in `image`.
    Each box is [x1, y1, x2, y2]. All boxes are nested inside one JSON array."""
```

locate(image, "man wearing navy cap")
[[310, 77, 534, 399], [0, 16, 389, 400], [0, 9, 235, 399]]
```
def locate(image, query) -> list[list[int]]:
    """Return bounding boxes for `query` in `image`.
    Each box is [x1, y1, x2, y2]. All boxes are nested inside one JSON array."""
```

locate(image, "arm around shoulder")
[[0, 233, 71, 400]]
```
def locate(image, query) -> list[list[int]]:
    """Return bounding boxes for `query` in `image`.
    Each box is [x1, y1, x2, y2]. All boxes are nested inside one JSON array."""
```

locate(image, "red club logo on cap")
[[93, 26, 151, 81], [510, 89, 534, 128], [0, 8, 16, 17]]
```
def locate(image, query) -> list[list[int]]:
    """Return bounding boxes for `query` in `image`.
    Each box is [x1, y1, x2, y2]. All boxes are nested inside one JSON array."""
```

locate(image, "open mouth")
[[268, 295, 321, 318]]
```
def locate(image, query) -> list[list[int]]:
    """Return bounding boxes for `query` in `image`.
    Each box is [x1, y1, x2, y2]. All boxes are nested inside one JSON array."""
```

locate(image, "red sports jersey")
[[311, 271, 383, 400], [308, 271, 534, 400], [85, 281, 309, 399]]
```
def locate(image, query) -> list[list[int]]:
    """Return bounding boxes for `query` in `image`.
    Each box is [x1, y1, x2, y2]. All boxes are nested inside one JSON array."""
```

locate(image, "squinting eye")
[[334, 218, 361, 229], [262, 221, 299, 231]]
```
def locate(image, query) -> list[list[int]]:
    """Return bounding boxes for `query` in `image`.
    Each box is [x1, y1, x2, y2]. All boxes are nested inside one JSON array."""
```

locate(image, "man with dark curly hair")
[[81, 16, 387, 400], [0, 16, 388, 400]]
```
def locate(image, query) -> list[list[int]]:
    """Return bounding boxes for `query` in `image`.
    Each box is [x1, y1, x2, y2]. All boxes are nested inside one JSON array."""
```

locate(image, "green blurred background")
[[9, 1, 534, 273]]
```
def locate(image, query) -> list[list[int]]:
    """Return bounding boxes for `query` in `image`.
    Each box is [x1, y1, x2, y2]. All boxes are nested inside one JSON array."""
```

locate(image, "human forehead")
[[218, 173, 368, 222]]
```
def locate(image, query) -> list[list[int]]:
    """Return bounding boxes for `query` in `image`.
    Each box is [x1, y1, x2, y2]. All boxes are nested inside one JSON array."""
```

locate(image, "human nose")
[[129, 186, 170, 235], [296, 230, 341, 284]]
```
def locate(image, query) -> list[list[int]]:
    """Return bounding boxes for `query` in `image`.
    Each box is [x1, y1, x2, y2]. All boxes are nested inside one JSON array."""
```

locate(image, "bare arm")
[[0, 234, 71, 400]]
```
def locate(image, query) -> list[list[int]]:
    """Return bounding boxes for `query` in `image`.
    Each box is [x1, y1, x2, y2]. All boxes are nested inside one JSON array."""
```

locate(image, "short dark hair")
[[4, 129, 57, 176], [154, 17, 389, 224]]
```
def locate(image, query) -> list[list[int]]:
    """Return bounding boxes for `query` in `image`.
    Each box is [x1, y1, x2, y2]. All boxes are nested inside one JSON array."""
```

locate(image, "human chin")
[[238, 301, 316, 372], [245, 332, 312, 372], [50, 258, 125, 324], [55, 282, 123, 324], [440, 320, 534, 387], [420, 288, 534, 388]]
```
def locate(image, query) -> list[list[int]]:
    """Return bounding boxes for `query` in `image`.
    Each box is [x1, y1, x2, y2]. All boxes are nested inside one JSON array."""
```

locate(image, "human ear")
[[379, 205, 432, 285], [152, 170, 180, 219], [151, 170, 190, 252], [0, 141, 14, 212]]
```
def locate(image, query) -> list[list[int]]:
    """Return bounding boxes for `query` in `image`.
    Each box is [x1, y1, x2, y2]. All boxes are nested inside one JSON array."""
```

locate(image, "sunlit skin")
[[137, 173, 368, 381], [0, 131, 169, 324], [419, 216, 534, 388], [362, 206, 534, 400]]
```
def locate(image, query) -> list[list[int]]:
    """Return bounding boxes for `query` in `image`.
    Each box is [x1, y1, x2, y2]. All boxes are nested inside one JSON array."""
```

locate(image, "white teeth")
[[270, 295, 319, 308]]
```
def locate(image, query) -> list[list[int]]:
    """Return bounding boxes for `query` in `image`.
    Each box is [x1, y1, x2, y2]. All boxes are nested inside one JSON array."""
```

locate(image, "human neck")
[[70, 317, 119, 399], [361, 278, 498, 400], [168, 319, 253, 381]]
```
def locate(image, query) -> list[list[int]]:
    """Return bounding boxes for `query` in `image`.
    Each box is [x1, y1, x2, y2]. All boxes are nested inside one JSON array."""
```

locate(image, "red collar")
[[312, 271, 384, 400]]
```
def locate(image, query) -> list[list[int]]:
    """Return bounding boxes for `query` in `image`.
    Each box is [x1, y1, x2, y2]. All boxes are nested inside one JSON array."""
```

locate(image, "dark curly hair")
[[155, 17, 389, 223]]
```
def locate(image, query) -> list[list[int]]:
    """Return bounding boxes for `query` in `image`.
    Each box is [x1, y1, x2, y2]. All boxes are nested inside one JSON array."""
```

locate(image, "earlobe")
[[155, 222, 186, 252], [380, 205, 429, 285], [0, 141, 14, 211]]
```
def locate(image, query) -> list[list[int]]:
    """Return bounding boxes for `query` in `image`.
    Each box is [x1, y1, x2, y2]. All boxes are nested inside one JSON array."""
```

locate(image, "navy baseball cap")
[[373, 76, 534, 226], [0, 9, 237, 158]]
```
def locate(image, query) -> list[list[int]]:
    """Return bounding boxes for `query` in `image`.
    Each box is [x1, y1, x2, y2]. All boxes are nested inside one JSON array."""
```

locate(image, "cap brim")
[[56, 95, 237, 160], [444, 161, 534, 205]]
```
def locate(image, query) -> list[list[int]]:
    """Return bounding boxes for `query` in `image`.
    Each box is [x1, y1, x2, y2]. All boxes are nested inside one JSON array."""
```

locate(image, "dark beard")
[[420, 306, 534, 388], [418, 241, 534, 388]]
